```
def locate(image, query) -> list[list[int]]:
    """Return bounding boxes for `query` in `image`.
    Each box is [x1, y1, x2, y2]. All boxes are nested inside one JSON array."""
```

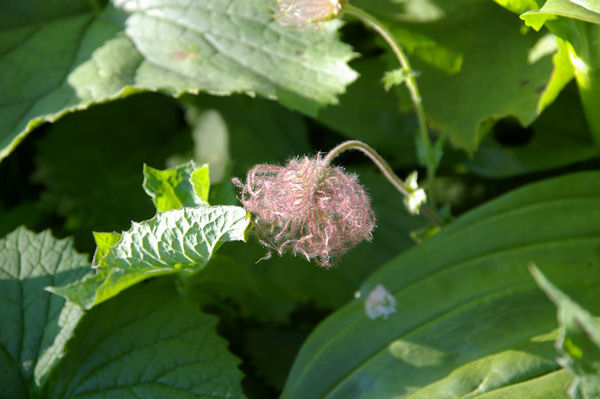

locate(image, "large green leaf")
[[0, 0, 357, 161], [0, 228, 89, 398], [521, 0, 600, 29], [42, 277, 245, 399], [49, 205, 249, 309], [351, 0, 557, 154], [282, 171, 600, 398], [531, 265, 600, 399]]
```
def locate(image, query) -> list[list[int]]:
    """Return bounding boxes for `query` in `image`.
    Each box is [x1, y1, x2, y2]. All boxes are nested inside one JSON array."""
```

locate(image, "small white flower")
[[275, 0, 347, 28]]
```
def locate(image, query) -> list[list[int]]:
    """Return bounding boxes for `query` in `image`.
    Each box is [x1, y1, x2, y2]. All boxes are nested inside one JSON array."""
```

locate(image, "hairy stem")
[[343, 4, 437, 205], [323, 140, 443, 227]]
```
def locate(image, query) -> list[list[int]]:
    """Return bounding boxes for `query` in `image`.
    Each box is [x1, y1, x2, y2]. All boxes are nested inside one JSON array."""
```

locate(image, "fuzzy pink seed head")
[[233, 155, 375, 267], [275, 0, 347, 28]]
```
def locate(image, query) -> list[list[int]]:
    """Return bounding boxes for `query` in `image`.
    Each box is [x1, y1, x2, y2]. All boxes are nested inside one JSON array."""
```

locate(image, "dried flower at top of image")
[[275, 0, 347, 28], [233, 154, 375, 267]]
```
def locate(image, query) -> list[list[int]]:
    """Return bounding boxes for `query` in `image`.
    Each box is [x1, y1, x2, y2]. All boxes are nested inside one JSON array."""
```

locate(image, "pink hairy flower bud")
[[233, 155, 375, 267], [275, 0, 347, 28]]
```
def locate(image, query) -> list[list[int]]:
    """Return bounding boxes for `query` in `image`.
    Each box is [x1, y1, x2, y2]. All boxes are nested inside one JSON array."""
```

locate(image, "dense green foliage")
[[1, 0, 600, 398]]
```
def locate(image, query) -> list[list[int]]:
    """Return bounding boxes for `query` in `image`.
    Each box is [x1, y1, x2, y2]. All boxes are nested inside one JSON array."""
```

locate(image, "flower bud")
[[403, 171, 427, 215], [233, 154, 375, 266], [275, 0, 348, 28]]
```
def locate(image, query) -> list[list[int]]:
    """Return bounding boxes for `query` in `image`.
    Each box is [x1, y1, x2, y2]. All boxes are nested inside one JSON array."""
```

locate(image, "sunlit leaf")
[[49, 205, 249, 309], [143, 161, 209, 212], [521, 0, 600, 29]]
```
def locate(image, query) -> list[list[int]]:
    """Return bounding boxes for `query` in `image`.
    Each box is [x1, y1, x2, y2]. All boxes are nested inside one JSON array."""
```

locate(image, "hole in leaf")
[[493, 117, 534, 147]]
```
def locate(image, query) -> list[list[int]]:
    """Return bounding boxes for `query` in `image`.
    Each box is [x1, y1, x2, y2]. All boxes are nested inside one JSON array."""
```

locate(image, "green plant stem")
[[323, 140, 443, 227], [343, 4, 437, 205]]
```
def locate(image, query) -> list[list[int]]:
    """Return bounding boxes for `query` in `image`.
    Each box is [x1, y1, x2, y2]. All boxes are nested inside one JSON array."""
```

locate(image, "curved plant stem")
[[343, 4, 437, 205], [323, 140, 443, 227]]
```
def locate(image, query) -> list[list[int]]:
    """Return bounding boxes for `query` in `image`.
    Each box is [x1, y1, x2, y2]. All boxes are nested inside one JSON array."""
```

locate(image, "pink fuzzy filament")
[[233, 155, 375, 266]]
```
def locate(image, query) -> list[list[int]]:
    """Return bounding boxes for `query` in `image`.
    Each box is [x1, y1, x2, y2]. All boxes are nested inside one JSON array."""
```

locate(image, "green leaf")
[[352, 0, 557, 154], [42, 277, 245, 399], [0, 228, 89, 398], [538, 37, 576, 111], [33, 93, 189, 251], [530, 265, 600, 399], [521, 0, 600, 29], [282, 171, 600, 398], [49, 205, 250, 309], [0, 0, 357, 162], [466, 82, 595, 178], [382, 68, 418, 91], [0, 202, 43, 239], [91, 231, 121, 265], [494, 0, 544, 15], [143, 161, 210, 212], [244, 327, 308, 390]]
